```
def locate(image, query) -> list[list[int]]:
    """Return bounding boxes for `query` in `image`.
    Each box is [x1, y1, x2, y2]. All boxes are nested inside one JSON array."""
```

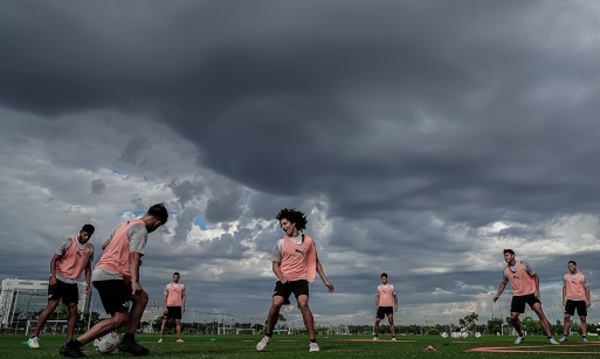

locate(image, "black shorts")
[[565, 300, 587, 316], [273, 280, 310, 305], [163, 306, 182, 320], [48, 279, 79, 305], [93, 280, 132, 315], [511, 294, 541, 313], [376, 306, 394, 319]]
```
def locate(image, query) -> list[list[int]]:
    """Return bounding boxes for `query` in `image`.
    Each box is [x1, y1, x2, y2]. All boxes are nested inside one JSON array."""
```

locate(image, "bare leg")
[[125, 291, 148, 334], [373, 318, 381, 336], [76, 312, 129, 345], [531, 303, 553, 337], [387, 314, 395, 337], [66, 303, 78, 342], [563, 313, 571, 336], [31, 299, 59, 337], [297, 295, 316, 340], [580, 315, 587, 336], [175, 319, 182, 338], [510, 312, 524, 336], [265, 296, 284, 335], [159, 319, 167, 337]]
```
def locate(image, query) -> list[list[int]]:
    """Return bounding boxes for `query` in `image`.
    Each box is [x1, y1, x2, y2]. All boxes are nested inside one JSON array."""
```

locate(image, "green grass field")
[[3, 334, 600, 358]]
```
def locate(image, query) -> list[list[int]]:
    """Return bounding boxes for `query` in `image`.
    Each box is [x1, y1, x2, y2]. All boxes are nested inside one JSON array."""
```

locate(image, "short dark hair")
[[503, 249, 515, 255], [276, 208, 308, 231], [568, 260, 577, 266], [81, 224, 95, 235], [381, 273, 388, 278], [173, 272, 180, 276], [147, 203, 168, 224]]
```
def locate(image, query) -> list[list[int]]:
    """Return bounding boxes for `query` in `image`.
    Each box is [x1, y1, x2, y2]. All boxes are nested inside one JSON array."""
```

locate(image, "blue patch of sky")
[[194, 217, 207, 230], [110, 168, 126, 175]]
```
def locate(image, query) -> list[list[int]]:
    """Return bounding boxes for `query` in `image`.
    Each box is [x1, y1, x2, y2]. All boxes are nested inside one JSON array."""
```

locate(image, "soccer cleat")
[[25, 336, 40, 349], [391, 337, 397, 341], [559, 335, 568, 343], [548, 338, 560, 345], [118, 339, 150, 356], [372, 336, 380, 341], [256, 336, 271, 351], [59, 343, 85, 358], [513, 336, 525, 345], [157, 337, 163, 344], [582, 337, 588, 343], [176, 338, 184, 343], [309, 342, 320, 352]]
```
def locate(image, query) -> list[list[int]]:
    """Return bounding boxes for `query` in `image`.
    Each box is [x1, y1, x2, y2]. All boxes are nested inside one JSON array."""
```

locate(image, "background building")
[[0, 278, 90, 330]]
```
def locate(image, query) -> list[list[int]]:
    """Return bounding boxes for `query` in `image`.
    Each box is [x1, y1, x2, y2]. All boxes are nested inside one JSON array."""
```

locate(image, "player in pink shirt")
[[493, 249, 559, 345], [25, 224, 95, 349], [158, 272, 186, 343], [256, 208, 334, 353], [372, 273, 398, 341], [559, 260, 591, 343], [59, 204, 168, 358]]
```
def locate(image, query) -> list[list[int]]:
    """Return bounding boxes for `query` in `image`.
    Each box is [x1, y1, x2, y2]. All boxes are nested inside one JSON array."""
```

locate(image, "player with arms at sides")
[[372, 273, 398, 341], [158, 272, 186, 343], [25, 224, 95, 349], [493, 249, 559, 345], [256, 208, 335, 353], [59, 204, 168, 358], [559, 260, 591, 343]]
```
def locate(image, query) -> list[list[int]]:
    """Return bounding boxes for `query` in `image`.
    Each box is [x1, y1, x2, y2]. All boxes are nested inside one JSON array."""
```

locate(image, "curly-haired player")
[[256, 208, 334, 353]]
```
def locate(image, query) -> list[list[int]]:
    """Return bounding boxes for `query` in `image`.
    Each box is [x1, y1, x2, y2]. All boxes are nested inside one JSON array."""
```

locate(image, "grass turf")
[[4, 334, 600, 358]]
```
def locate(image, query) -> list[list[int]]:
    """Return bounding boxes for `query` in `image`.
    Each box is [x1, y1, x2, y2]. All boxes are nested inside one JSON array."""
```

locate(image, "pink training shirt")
[[377, 284, 396, 307], [504, 261, 536, 296], [564, 272, 587, 301], [279, 234, 317, 282], [165, 283, 185, 307], [56, 237, 92, 281], [95, 219, 145, 282]]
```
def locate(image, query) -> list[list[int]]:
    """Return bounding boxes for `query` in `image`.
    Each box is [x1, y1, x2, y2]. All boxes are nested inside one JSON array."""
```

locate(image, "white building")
[[0, 278, 90, 329]]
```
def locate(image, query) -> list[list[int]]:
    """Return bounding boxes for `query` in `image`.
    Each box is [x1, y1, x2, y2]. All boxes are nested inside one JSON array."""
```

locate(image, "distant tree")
[[487, 317, 503, 334], [459, 312, 479, 330]]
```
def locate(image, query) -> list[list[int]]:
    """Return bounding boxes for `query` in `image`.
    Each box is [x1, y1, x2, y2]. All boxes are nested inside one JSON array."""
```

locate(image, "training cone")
[[425, 345, 436, 352]]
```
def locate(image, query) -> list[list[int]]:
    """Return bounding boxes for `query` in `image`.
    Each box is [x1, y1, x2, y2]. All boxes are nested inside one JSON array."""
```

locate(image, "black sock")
[[68, 340, 83, 348], [123, 333, 135, 342], [310, 339, 317, 343], [265, 333, 272, 338]]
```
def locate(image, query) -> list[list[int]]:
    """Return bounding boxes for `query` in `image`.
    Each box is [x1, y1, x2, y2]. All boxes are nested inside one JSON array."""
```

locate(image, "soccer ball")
[[440, 332, 448, 338], [94, 331, 119, 354]]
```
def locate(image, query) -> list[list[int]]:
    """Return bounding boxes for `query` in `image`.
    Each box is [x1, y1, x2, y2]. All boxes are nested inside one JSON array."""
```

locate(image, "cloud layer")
[[1, 1, 600, 326]]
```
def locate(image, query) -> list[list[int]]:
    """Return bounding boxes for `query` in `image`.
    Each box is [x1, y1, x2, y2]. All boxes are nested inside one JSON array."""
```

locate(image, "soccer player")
[[559, 260, 591, 343], [256, 208, 334, 353], [59, 203, 168, 358], [25, 224, 95, 349], [372, 273, 398, 341], [493, 249, 559, 345], [158, 272, 186, 343]]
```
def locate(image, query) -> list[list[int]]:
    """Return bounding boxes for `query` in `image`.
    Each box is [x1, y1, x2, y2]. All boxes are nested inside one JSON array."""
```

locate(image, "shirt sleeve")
[[501, 270, 509, 284], [521, 262, 536, 276], [88, 244, 95, 265], [128, 224, 148, 254], [55, 239, 71, 256], [271, 238, 283, 262], [164, 284, 169, 295], [583, 274, 590, 287]]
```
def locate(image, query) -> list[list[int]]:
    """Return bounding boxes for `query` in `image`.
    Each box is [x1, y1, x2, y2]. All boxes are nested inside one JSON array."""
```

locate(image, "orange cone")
[[425, 345, 436, 352]]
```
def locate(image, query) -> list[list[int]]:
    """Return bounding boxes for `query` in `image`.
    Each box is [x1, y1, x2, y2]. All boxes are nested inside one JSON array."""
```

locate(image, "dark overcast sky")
[[1, 0, 600, 326]]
